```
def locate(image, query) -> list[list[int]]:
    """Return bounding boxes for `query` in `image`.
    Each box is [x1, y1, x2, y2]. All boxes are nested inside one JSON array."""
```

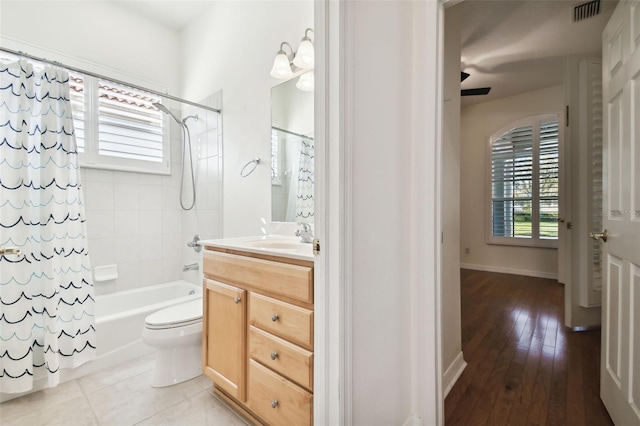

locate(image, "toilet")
[[142, 299, 203, 387]]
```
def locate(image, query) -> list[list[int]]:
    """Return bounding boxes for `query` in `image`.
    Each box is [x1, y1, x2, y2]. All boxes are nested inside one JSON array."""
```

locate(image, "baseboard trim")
[[442, 351, 467, 398], [460, 263, 558, 280]]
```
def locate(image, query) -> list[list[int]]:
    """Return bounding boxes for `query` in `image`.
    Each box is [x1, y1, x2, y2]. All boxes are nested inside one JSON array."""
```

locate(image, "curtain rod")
[[272, 126, 314, 141], [0, 46, 221, 115]]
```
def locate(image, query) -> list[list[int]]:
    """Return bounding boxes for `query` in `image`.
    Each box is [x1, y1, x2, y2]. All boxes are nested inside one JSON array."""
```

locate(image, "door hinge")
[[313, 239, 320, 255], [566, 105, 570, 127]]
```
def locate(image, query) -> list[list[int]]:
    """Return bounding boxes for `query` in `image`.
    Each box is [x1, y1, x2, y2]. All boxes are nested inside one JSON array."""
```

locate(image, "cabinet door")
[[203, 279, 247, 401]]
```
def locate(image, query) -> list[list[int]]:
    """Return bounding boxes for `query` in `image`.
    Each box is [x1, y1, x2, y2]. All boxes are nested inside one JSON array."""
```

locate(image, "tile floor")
[[0, 355, 249, 426]]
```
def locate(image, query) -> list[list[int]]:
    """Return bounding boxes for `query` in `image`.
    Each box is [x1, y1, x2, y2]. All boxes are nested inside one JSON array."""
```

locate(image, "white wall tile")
[[88, 238, 116, 267], [161, 185, 181, 211], [113, 209, 140, 238], [139, 173, 163, 186], [114, 183, 140, 211], [82, 168, 114, 183], [115, 262, 141, 292], [138, 260, 164, 286], [113, 171, 139, 185], [84, 182, 114, 211], [140, 236, 162, 261], [139, 211, 162, 236], [162, 233, 183, 259], [86, 210, 114, 239], [206, 130, 218, 157], [114, 237, 141, 265], [161, 210, 182, 234], [139, 185, 162, 210]]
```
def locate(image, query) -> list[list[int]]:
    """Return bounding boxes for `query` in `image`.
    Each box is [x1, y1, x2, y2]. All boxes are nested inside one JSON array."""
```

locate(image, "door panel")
[[601, 2, 640, 424]]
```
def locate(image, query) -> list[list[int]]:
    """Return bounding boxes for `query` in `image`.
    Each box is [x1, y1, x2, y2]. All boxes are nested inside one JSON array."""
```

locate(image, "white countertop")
[[200, 235, 314, 262]]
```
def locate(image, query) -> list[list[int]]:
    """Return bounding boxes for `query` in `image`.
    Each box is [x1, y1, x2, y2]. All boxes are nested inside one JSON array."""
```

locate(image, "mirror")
[[270, 71, 314, 223]]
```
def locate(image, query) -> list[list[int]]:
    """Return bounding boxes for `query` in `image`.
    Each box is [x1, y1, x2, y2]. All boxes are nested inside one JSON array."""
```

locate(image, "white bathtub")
[[0, 280, 202, 402]]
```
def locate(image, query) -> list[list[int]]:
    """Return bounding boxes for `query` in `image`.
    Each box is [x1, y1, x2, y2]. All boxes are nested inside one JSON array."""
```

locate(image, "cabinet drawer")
[[248, 360, 312, 426], [250, 293, 313, 350], [249, 326, 313, 391], [204, 250, 313, 303]]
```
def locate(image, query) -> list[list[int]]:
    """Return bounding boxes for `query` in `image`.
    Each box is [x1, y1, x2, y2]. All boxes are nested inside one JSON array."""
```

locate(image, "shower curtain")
[[295, 138, 314, 222], [0, 59, 95, 393]]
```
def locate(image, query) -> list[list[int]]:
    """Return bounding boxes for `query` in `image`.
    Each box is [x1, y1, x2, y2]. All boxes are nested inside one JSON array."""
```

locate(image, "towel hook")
[[240, 157, 260, 178]]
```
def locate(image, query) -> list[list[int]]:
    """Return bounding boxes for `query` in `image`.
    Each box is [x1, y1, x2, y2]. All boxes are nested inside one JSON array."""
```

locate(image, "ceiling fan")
[[461, 71, 491, 96]]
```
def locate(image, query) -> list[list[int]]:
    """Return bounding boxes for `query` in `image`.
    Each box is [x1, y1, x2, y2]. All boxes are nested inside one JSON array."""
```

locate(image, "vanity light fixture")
[[270, 28, 314, 86]]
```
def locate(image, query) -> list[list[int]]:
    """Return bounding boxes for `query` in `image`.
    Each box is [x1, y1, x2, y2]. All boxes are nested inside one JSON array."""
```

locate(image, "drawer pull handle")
[[271, 400, 279, 409], [271, 314, 279, 322], [271, 352, 279, 360], [234, 297, 241, 304]]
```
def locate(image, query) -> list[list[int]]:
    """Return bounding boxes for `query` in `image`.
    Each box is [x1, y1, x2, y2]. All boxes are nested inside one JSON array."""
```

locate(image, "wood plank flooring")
[[445, 269, 613, 426]]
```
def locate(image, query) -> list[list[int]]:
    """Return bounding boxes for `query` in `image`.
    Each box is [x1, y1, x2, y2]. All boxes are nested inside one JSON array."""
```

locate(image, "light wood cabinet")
[[203, 279, 246, 401], [202, 246, 314, 426]]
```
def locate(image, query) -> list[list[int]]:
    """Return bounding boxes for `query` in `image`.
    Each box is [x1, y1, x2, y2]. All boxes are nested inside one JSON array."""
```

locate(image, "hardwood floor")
[[445, 269, 613, 426]]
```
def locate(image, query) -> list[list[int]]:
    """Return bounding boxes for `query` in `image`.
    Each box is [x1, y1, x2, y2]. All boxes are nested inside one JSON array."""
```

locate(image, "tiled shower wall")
[[82, 94, 223, 295]]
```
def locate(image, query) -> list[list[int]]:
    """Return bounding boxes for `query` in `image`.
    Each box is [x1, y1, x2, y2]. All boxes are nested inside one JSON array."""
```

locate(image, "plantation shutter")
[[97, 80, 164, 162], [539, 120, 560, 239], [69, 73, 85, 153], [491, 124, 534, 238], [489, 114, 560, 245]]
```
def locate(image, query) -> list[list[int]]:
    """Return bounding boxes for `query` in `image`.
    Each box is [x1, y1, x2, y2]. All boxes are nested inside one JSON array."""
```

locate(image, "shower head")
[[152, 102, 182, 125]]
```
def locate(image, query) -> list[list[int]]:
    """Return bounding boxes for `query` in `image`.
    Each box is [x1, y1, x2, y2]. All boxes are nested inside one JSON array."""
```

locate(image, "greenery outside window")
[[488, 114, 561, 248]]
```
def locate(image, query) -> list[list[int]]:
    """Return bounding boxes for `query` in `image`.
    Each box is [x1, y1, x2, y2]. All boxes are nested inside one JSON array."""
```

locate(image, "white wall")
[[0, 1, 180, 93], [460, 85, 564, 278], [442, 5, 464, 395], [180, 1, 313, 238]]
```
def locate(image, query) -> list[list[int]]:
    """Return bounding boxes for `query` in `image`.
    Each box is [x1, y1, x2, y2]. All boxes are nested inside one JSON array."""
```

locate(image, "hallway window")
[[488, 114, 560, 247]]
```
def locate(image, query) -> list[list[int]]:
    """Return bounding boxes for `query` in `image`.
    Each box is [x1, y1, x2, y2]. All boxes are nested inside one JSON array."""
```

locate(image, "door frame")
[[314, 0, 446, 424]]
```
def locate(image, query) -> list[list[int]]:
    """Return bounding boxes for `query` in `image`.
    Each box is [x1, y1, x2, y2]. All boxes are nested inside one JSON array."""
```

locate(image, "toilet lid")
[[145, 299, 203, 329]]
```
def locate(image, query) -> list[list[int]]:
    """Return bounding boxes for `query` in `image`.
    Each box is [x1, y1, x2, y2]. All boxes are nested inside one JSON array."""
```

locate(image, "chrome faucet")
[[187, 235, 201, 253], [183, 263, 199, 272], [295, 222, 314, 243]]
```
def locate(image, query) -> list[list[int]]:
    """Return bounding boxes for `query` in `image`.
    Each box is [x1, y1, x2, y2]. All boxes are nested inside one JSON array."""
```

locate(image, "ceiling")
[[112, 1, 214, 31], [455, 0, 618, 106], [111, 0, 617, 106]]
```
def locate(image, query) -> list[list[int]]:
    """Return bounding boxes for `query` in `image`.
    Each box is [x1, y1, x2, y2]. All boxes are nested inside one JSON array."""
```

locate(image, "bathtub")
[[0, 280, 202, 402]]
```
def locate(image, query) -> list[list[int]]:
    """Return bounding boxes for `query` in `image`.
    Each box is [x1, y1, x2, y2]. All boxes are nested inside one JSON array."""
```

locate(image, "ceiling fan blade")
[[461, 87, 491, 96], [461, 71, 470, 82]]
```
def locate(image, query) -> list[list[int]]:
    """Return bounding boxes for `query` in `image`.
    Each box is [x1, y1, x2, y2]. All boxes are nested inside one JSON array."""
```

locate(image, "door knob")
[[590, 229, 608, 242]]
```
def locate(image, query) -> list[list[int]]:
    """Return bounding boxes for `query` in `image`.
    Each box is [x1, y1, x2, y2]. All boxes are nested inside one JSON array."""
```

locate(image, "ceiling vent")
[[572, 0, 601, 22]]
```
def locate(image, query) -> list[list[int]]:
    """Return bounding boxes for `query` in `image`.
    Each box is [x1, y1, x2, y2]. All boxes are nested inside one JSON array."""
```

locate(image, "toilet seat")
[[144, 299, 202, 330]]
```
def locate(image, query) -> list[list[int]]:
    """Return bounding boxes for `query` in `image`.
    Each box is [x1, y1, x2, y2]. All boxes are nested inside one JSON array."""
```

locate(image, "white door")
[[600, 1, 640, 424]]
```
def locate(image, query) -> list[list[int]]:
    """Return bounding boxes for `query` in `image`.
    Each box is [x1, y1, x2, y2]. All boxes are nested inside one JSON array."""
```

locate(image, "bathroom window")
[[71, 75, 170, 174], [488, 114, 560, 248]]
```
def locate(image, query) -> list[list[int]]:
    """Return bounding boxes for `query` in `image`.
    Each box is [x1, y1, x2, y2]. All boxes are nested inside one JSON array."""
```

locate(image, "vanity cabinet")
[[203, 279, 246, 401], [202, 246, 314, 426]]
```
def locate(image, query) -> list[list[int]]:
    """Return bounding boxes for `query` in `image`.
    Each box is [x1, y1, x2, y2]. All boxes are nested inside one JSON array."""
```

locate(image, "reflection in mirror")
[[271, 71, 314, 223]]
